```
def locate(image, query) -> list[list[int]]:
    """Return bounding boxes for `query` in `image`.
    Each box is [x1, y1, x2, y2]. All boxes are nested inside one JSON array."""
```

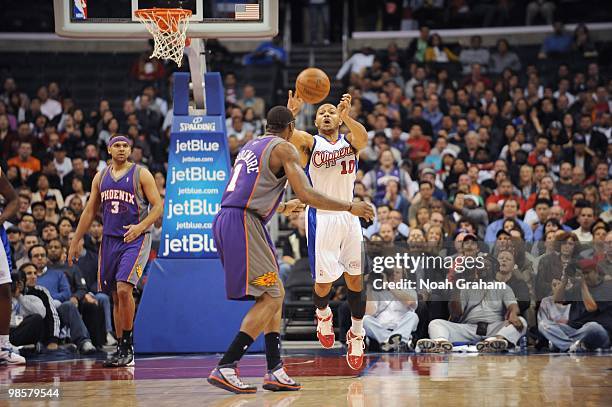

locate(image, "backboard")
[[54, 0, 278, 38]]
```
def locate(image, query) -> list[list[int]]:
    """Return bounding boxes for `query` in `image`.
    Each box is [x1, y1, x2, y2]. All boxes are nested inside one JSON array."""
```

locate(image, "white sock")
[[350, 318, 365, 336], [0, 335, 9, 347], [316, 306, 332, 319]]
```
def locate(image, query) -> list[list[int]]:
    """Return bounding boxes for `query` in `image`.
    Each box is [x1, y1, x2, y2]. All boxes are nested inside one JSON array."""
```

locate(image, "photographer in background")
[[418, 256, 527, 353], [363, 267, 419, 352], [541, 261, 612, 352], [9, 272, 45, 348]]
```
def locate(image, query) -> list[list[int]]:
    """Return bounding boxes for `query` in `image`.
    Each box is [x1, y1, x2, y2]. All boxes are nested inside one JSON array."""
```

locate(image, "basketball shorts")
[[213, 207, 282, 301], [98, 233, 151, 294], [0, 229, 11, 285], [305, 208, 363, 283]]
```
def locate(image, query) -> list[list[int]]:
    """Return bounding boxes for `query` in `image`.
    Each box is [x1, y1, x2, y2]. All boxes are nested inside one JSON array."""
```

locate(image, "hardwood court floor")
[[2, 352, 612, 406]]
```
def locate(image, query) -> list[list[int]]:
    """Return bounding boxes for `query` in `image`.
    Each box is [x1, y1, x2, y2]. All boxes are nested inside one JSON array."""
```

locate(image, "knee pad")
[[347, 289, 366, 319], [312, 288, 331, 310]]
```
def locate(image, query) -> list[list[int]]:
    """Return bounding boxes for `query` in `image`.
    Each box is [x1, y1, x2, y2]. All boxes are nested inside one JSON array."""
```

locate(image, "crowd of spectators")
[[1, 16, 611, 356], [282, 21, 611, 352]]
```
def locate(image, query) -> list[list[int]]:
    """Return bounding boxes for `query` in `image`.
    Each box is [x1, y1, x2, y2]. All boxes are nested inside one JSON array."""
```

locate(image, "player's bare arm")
[[68, 171, 103, 266], [338, 94, 368, 152], [287, 90, 314, 167], [0, 170, 18, 225], [123, 167, 164, 243], [271, 141, 373, 220]]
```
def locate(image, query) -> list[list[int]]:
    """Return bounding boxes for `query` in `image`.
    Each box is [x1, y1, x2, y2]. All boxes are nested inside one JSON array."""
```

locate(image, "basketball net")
[[134, 8, 192, 67]]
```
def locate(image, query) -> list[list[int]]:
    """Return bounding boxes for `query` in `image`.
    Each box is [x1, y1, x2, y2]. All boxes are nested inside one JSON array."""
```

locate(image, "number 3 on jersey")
[[111, 201, 119, 214], [340, 160, 355, 175]]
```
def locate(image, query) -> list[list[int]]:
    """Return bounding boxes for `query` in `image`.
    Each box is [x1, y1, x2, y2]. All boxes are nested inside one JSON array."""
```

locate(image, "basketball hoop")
[[134, 8, 192, 67]]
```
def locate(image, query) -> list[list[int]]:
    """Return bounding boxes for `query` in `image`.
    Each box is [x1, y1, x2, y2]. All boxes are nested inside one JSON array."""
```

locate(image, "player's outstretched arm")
[[0, 170, 18, 225], [123, 167, 164, 243], [339, 94, 368, 152], [287, 90, 314, 167], [276, 142, 373, 220], [68, 172, 103, 266]]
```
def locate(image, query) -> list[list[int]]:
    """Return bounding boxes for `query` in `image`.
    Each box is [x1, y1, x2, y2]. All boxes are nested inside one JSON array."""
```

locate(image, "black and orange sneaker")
[[262, 363, 301, 392], [207, 363, 257, 394]]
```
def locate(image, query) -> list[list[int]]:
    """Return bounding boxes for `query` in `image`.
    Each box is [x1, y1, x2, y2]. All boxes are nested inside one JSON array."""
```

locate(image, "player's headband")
[[108, 136, 132, 148]]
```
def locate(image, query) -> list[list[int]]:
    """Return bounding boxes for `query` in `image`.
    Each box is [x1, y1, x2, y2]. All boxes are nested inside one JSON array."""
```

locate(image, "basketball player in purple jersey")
[[207, 106, 374, 394], [287, 91, 370, 370], [68, 134, 163, 367], [0, 168, 26, 365]]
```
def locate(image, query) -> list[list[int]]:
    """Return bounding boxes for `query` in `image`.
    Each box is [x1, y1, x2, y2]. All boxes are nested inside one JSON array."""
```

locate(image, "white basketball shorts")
[[0, 234, 11, 285], [305, 207, 363, 283]]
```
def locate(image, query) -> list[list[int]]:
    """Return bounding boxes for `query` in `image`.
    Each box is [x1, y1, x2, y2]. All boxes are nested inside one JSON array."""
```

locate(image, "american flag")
[[235, 3, 260, 20]]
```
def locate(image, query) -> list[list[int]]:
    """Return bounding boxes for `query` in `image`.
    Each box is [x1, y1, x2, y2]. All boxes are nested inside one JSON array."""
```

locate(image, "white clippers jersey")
[[305, 134, 357, 213]]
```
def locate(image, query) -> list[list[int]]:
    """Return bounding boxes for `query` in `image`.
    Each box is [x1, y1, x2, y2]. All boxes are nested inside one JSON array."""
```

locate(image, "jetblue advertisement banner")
[[159, 115, 229, 258]]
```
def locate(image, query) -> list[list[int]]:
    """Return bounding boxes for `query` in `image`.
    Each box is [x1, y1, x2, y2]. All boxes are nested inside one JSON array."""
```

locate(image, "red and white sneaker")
[[345, 329, 365, 370], [316, 313, 335, 349]]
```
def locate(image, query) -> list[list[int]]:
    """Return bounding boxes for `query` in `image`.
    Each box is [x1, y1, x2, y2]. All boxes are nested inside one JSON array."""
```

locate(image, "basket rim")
[[134, 8, 193, 20]]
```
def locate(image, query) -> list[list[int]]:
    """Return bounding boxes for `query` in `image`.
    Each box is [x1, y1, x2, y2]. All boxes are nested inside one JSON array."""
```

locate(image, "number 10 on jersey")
[[340, 160, 355, 175]]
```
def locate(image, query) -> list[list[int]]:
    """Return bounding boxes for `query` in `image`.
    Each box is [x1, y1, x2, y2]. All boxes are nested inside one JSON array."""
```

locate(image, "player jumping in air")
[[0, 168, 26, 365], [287, 91, 370, 370], [68, 134, 163, 367], [207, 106, 374, 394]]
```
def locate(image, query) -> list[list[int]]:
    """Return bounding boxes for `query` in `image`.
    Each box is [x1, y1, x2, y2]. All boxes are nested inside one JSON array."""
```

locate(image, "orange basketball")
[[295, 68, 330, 104]]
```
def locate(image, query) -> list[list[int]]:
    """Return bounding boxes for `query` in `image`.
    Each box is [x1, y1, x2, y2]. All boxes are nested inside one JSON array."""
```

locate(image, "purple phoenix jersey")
[[98, 164, 151, 293], [220, 136, 287, 223], [214, 136, 288, 300]]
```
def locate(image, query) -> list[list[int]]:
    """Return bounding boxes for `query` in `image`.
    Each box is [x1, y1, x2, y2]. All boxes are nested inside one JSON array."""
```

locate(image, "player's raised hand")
[[287, 90, 304, 117], [123, 224, 144, 243], [349, 201, 374, 221], [67, 240, 80, 267], [282, 198, 306, 216], [337, 93, 352, 121]]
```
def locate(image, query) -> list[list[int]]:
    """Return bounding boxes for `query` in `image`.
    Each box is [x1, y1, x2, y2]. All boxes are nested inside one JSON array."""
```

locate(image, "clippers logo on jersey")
[[312, 145, 354, 168]]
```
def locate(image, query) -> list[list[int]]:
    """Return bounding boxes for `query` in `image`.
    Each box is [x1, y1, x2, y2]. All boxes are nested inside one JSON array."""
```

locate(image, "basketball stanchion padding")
[[134, 8, 192, 66]]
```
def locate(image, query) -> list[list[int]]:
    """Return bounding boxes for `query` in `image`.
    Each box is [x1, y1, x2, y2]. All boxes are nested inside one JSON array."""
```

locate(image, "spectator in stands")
[[496, 249, 531, 315], [308, 0, 330, 44], [336, 47, 375, 81], [459, 35, 490, 74], [67, 231, 116, 346], [526, 0, 555, 25], [539, 21, 572, 59], [63, 157, 92, 196], [447, 192, 489, 238], [490, 39, 521, 75], [541, 262, 612, 352], [279, 212, 308, 284], [424, 34, 458, 64], [536, 232, 579, 300], [573, 23, 598, 59], [381, 180, 409, 221], [28, 244, 96, 354], [406, 26, 430, 63], [363, 268, 418, 352], [9, 272, 45, 349], [237, 85, 265, 119], [19, 263, 61, 351], [31, 174, 64, 208], [573, 206, 595, 242], [8, 141, 40, 181], [408, 181, 437, 227], [362, 150, 414, 204], [485, 198, 533, 242], [36, 86, 61, 122], [243, 36, 287, 66], [131, 41, 166, 83]]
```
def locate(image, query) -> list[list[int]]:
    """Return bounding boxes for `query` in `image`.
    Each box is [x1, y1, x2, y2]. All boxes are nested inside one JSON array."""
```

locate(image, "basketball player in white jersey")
[[287, 91, 369, 370], [0, 167, 26, 365]]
